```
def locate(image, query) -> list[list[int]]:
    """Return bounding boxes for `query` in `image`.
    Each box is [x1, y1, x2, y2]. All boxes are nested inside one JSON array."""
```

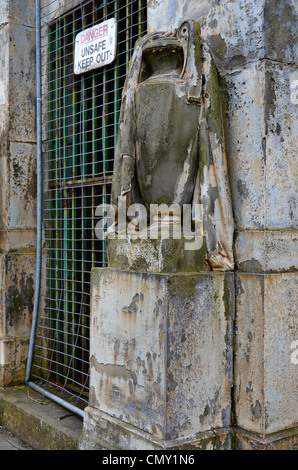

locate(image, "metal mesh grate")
[[30, 0, 147, 412]]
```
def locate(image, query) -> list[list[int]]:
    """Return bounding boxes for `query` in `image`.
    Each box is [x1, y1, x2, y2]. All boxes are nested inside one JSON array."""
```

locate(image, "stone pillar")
[[0, 1, 36, 386], [146, 0, 298, 450], [80, 0, 297, 450], [80, 241, 234, 450]]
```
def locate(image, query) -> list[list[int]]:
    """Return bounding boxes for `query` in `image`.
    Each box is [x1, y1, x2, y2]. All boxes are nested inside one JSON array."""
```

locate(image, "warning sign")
[[74, 18, 117, 75]]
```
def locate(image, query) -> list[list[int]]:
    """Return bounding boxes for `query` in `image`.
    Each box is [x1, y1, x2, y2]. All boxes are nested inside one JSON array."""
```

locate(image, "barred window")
[[30, 0, 147, 414]]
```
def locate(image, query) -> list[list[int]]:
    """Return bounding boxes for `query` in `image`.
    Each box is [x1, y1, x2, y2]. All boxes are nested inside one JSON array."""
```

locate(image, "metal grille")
[[30, 0, 147, 413]]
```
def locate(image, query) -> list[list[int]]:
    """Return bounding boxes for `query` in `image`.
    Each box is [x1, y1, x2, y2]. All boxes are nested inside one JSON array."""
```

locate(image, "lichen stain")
[[6, 274, 34, 327], [265, 70, 277, 133], [167, 371, 178, 392], [199, 404, 210, 424], [27, 168, 37, 200], [238, 257, 263, 273], [236, 179, 249, 201], [12, 160, 24, 185], [113, 337, 120, 363], [207, 33, 228, 64]]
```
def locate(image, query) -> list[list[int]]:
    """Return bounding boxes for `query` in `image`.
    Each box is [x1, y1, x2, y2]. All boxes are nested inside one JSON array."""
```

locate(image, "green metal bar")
[[81, 5, 88, 183], [73, 14, 80, 182], [114, 1, 120, 142], [55, 19, 61, 384], [101, 0, 108, 265], [102, 0, 108, 174], [138, 0, 142, 35], [91, 0, 97, 180], [142, 0, 147, 34], [81, 82, 88, 181], [92, 76, 96, 180], [126, 0, 131, 73], [62, 15, 70, 378], [91, 6, 97, 267], [81, 3, 88, 386], [102, 69, 108, 173], [71, 10, 79, 386], [139, 0, 146, 35]]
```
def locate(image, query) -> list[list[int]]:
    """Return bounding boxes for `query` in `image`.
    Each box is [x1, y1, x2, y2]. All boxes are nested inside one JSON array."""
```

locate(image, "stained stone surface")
[[85, 268, 234, 448], [0, 0, 36, 386], [107, 237, 206, 273], [234, 273, 298, 435]]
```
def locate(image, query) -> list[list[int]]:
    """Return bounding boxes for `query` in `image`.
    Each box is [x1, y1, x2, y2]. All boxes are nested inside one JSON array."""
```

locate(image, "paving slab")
[[0, 385, 83, 450], [0, 427, 33, 450]]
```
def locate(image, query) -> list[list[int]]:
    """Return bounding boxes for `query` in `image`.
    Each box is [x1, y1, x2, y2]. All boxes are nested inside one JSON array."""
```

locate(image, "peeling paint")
[[91, 355, 132, 381]]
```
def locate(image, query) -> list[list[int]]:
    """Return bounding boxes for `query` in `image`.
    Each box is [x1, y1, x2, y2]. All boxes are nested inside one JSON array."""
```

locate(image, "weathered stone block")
[[4, 230, 37, 252], [148, 3, 297, 235], [9, 0, 36, 28], [234, 273, 298, 435], [8, 23, 36, 143], [225, 61, 266, 231], [85, 268, 234, 449], [235, 230, 298, 273], [148, 0, 297, 68], [225, 60, 297, 232], [0, 0, 9, 25], [234, 427, 298, 450], [0, 252, 35, 378], [0, 252, 35, 386], [264, 0, 298, 65], [0, 338, 29, 387], [148, 0, 266, 70], [0, 254, 5, 337], [0, 24, 9, 145], [0, 157, 8, 247], [0, 253, 35, 339], [42, 0, 83, 24], [107, 237, 205, 273], [8, 142, 37, 231], [264, 62, 298, 230], [80, 406, 232, 450]]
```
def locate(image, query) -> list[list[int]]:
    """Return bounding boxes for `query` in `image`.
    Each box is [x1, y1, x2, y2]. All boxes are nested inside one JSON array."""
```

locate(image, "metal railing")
[[26, 0, 147, 417]]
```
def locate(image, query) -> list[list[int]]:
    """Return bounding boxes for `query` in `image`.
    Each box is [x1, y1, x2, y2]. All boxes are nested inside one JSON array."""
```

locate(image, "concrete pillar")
[[80, 238, 235, 449], [80, 0, 297, 450], [147, 0, 298, 450], [146, 0, 298, 449], [234, 273, 297, 449], [0, 1, 36, 386]]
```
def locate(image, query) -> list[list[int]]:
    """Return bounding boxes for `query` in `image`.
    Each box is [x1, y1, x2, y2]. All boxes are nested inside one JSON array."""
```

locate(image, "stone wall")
[[0, 0, 296, 449], [0, 0, 36, 386]]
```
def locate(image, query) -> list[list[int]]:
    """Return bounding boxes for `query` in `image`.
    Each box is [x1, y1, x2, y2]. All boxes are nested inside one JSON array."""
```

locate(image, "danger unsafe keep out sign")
[[74, 18, 117, 75]]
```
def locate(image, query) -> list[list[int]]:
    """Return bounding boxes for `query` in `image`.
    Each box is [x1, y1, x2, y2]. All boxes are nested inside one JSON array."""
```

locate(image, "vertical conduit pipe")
[[25, 0, 42, 384]]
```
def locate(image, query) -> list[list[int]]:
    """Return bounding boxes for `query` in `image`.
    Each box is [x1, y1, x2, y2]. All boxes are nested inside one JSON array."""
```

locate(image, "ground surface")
[[0, 426, 33, 450]]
